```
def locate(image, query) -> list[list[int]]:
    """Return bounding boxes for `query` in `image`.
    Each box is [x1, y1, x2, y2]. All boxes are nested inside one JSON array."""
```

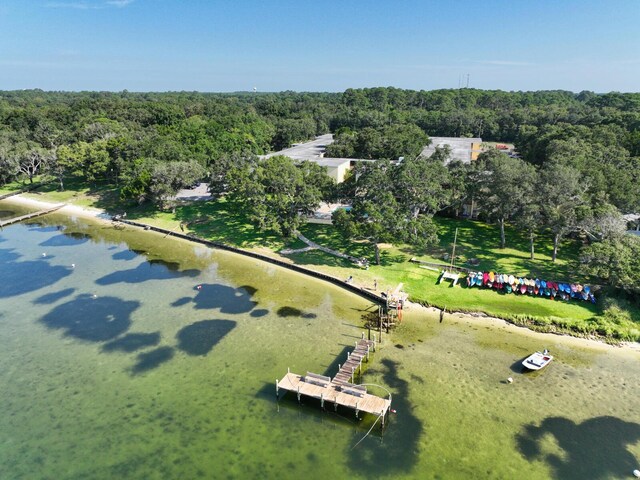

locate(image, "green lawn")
[[414, 216, 581, 281], [11, 181, 640, 341], [25, 178, 122, 209]]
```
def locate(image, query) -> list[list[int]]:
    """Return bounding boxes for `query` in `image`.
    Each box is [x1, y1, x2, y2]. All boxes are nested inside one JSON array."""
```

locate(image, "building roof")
[[264, 133, 482, 167], [262, 134, 334, 160], [261, 134, 371, 165], [420, 136, 482, 164]]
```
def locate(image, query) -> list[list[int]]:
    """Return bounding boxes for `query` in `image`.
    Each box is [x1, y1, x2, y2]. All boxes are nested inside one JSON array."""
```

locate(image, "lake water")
[[1, 203, 639, 479]]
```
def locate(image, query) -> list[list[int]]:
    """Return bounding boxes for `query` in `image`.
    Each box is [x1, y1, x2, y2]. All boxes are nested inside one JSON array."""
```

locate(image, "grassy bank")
[[14, 183, 640, 342]]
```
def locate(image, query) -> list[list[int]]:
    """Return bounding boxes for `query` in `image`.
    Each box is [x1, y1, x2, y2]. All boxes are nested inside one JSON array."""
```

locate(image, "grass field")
[[12, 181, 640, 341]]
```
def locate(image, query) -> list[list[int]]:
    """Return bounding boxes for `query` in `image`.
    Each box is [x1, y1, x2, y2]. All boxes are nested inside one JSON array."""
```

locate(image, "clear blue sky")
[[1, 0, 639, 92]]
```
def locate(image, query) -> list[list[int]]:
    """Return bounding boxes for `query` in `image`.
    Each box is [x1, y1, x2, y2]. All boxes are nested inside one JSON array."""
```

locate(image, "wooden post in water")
[[320, 393, 324, 410], [276, 379, 279, 398], [297, 386, 301, 404]]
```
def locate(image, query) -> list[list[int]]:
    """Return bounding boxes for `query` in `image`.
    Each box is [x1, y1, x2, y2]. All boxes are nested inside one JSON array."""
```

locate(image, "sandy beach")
[[3, 194, 111, 222]]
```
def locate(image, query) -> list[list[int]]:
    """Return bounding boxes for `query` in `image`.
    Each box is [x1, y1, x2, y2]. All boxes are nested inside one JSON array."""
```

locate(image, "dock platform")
[[277, 338, 392, 427]]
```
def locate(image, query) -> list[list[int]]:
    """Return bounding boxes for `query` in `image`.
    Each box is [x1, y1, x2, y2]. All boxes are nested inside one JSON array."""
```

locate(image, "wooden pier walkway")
[[333, 338, 375, 385], [0, 204, 65, 228], [277, 337, 392, 428]]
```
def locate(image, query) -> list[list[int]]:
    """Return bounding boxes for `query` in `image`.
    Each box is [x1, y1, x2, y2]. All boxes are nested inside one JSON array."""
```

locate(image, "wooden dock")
[[0, 204, 65, 228], [277, 338, 392, 428]]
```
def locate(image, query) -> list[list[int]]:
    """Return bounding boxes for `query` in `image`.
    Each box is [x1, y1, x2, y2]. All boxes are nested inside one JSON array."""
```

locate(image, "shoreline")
[[2, 194, 111, 222], [3, 194, 639, 353]]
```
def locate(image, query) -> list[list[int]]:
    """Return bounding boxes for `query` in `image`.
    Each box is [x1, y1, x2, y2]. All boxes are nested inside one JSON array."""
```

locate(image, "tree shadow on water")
[[0, 250, 73, 298], [516, 416, 640, 479], [176, 319, 236, 356], [103, 332, 161, 353], [95, 262, 199, 285], [27, 225, 61, 233], [131, 346, 175, 375], [39, 232, 91, 247], [112, 249, 139, 261], [40, 294, 139, 342], [347, 358, 422, 477], [276, 306, 317, 319], [33, 288, 76, 305], [191, 283, 259, 314]]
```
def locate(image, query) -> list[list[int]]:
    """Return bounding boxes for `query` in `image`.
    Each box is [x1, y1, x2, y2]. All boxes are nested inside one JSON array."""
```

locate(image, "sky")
[[0, 0, 639, 93]]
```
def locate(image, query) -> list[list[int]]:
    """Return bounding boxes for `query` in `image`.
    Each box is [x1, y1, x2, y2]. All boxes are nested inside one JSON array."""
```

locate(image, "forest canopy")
[[1, 87, 639, 282]]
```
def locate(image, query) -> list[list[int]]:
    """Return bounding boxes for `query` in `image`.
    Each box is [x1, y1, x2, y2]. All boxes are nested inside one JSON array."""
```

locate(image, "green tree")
[[394, 147, 451, 217], [333, 160, 437, 264], [18, 147, 51, 184], [580, 235, 640, 295], [228, 155, 331, 237], [476, 149, 537, 249], [209, 153, 256, 197], [56, 141, 110, 182], [515, 191, 542, 260], [538, 162, 588, 262], [119, 158, 154, 204], [149, 161, 206, 209]]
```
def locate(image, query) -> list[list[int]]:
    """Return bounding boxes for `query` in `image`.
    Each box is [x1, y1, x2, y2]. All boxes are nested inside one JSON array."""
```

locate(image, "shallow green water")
[[0, 207, 639, 479]]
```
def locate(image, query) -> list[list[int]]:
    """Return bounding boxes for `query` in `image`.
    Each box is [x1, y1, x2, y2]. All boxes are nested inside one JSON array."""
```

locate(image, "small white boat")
[[522, 350, 553, 370]]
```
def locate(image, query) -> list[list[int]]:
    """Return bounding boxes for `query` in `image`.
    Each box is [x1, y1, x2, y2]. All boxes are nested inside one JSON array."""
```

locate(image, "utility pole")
[[466, 74, 470, 88]]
